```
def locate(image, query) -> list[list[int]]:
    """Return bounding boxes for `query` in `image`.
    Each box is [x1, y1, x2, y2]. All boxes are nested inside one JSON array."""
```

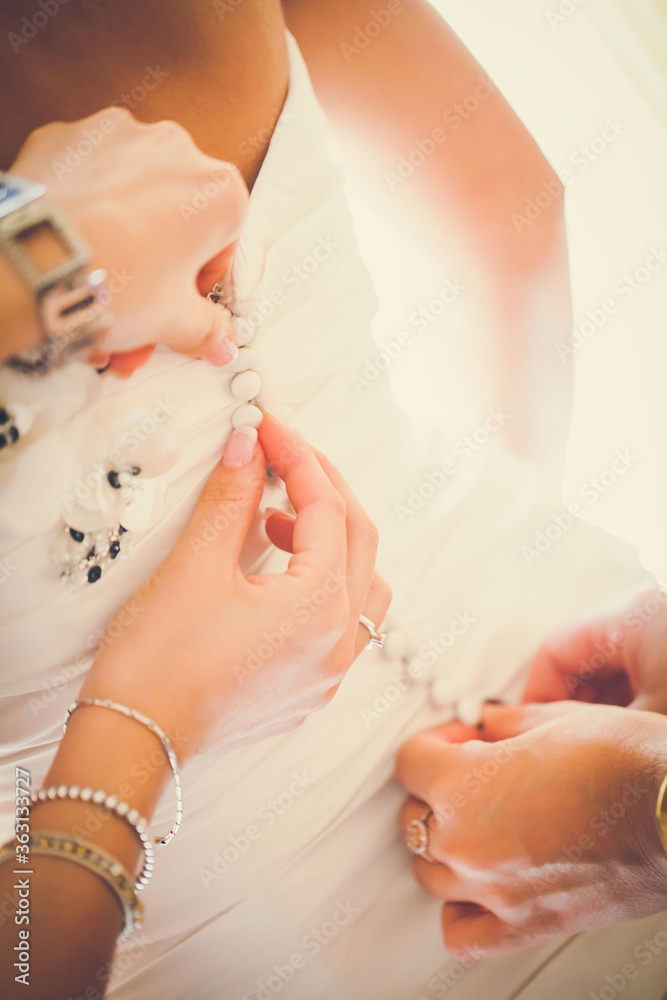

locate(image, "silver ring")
[[404, 810, 436, 863], [359, 614, 387, 650]]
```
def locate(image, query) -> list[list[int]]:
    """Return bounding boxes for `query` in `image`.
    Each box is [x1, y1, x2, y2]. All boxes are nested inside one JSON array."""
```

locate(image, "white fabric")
[[1, 31, 667, 1000]]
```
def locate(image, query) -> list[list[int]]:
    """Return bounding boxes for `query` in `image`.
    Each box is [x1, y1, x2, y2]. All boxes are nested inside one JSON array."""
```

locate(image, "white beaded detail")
[[64, 698, 183, 847], [233, 318, 256, 346], [207, 281, 264, 432], [231, 370, 262, 401], [231, 404, 263, 430], [229, 346, 259, 372], [30, 785, 155, 889], [381, 629, 409, 661]]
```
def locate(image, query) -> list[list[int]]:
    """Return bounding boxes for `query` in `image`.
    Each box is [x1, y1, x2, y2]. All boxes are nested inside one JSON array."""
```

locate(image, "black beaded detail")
[[107, 470, 121, 490], [0, 406, 21, 452], [59, 523, 128, 586]]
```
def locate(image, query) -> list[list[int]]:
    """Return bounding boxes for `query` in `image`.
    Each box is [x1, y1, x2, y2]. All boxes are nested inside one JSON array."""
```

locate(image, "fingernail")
[[205, 336, 239, 368], [223, 425, 257, 467]]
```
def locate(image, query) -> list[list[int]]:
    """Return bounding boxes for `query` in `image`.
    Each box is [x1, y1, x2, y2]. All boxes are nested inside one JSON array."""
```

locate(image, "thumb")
[[180, 425, 266, 576], [170, 294, 238, 362], [478, 701, 589, 742]]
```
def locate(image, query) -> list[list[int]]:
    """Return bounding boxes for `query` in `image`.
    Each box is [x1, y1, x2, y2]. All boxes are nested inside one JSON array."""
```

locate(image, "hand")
[[81, 413, 391, 757], [9, 107, 248, 373], [523, 588, 667, 714], [395, 702, 667, 958]]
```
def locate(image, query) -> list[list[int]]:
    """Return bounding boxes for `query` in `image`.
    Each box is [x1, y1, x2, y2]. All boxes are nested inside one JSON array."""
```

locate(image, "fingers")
[[177, 426, 266, 580], [258, 414, 348, 587], [394, 728, 465, 804], [477, 701, 588, 742], [312, 448, 381, 614], [171, 294, 238, 363], [522, 614, 631, 705], [441, 904, 511, 960]]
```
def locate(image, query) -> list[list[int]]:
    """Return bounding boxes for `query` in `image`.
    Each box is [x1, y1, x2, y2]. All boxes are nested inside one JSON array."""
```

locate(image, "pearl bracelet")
[[30, 785, 155, 889], [64, 697, 183, 846], [0, 831, 143, 942]]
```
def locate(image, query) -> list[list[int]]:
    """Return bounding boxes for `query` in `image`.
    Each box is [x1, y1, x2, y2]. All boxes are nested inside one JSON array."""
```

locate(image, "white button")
[[432, 704, 458, 724], [407, 658, 435, 685], [230, 347, 259, 372], [231, 404, 263, 429], [382, 629, 409, 661], [456, 695, 484, 727], [231, 370, 261, 400], [233, 318, 256, 346], [430, 675, 456, 704]]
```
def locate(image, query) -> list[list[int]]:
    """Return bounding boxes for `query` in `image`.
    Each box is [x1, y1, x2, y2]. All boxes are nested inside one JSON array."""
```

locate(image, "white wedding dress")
[[1, 31, 666, 1000]]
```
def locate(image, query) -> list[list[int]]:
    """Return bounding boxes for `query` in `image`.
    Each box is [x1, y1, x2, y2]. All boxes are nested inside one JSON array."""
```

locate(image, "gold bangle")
[[656, 773, 667, 856], [0, 831, 143, 941]]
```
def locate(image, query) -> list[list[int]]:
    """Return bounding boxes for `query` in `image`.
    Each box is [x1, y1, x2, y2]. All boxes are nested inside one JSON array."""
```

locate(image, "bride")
[[1, 2, 665, 998]]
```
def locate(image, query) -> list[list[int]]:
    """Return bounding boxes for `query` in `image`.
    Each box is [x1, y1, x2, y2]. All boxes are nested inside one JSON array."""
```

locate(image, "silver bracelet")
[[1, 830, 143, 942], [64, 698, 183, 846], [30, 786, 155, 889]]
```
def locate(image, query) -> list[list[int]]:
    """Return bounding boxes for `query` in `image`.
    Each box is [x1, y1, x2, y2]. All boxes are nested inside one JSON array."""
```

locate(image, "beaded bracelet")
[[30, 785, 155, 889], [64, 697, 183, 846], [0, 831, 143, 941], [656, 773, 667, 857]]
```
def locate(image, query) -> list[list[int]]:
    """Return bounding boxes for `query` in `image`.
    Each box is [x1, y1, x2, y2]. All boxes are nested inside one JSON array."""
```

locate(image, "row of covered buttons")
[[380, 626, 487, 725]]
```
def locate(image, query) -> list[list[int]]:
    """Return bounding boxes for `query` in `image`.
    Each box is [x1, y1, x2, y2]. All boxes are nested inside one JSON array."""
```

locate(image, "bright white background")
[[348, 0, 667, 573]]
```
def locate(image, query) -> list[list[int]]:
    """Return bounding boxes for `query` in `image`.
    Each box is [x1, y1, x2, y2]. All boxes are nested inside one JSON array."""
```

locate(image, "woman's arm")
[[284, 0, 572, 476], [0, 413, 391, 1000], [0, 711, 171, 1000]]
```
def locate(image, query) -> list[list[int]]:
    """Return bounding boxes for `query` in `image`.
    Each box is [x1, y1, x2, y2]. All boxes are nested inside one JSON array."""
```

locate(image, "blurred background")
[[348, 0, 667, 573]]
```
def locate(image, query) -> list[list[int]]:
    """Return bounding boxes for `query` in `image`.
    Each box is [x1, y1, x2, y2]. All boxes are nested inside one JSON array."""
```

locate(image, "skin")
[[0, 0, 571, 472], [0, 408, 391, 1000], [394, 601, 667, 959], [1, 0, 645, 985]]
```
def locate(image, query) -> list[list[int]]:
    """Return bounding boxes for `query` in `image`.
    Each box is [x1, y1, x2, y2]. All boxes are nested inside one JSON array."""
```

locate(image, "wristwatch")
[[0, 171, 111, 376]]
